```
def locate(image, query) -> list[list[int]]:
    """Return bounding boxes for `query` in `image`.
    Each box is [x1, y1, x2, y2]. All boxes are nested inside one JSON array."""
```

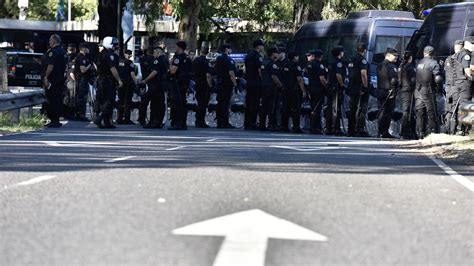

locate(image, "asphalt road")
[[1, 121, 473, 266]]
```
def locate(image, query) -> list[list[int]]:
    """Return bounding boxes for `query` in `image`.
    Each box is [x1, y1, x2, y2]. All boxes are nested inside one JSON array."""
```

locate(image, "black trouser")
[[216, 83, 233, 126], [377, 91, 396, 136], [259, 86, 278, 129], [117, 81, 134, 122], [281, 88, 301, 131], [170, 80, 188, 127], [139, 89, 151, 124], [45, 82, 64, 124], [96, 77, 116, 125], [149, 85, 166, 126], [309, 86, 324, 132], [245, 84, 261, 128], [74, 77, 89, 118], [414, 85, 437, 138], [195, 82, 210, 126], [446, 80, 472, 134], [323, 87, 343, 133], [348, 91, 369, 135], [399, 90, 416, 138]]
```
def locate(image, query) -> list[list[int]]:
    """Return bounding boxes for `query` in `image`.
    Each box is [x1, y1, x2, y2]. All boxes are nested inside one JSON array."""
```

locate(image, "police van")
[[5, 51, 43, 89], [287, 10, 423, 83], [406, 2, 474, 60]]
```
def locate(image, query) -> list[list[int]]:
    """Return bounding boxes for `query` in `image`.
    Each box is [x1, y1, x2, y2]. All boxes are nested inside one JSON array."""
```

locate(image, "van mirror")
[[373, 53, 385, 64]]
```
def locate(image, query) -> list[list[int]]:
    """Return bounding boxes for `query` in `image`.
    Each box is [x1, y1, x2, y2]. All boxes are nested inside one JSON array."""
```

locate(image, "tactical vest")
[[260, 59, 274, 88], [97, 50, 113, 77], [444, 54, 456, 85], [453, 52, 467, 82], [416, 58, 434, 87]]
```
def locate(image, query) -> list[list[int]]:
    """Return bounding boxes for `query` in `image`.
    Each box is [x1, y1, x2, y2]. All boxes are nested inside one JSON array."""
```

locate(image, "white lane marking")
[[429, 156, 474, 192], [271, 145, 341, 152], [43, 141, 116, 147], [173, 209, 327, 266], [104, 156, 137, 163], [9, 175, 56, 188], [166, 146, 186, 151], [207, 138, 218, 142]]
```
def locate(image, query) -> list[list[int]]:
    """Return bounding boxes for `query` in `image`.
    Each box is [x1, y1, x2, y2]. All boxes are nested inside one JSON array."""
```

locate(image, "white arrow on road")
[[172, 209, 328, 266]]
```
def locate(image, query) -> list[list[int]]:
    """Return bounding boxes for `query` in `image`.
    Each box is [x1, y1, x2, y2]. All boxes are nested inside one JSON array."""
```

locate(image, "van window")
[[466, 8, 474, 37], [411, 32, 430, 58], [431, 9, 467, 56]]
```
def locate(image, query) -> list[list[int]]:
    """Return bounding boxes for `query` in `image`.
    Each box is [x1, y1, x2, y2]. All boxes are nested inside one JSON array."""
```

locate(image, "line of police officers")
[[43, 34, 472, 137]]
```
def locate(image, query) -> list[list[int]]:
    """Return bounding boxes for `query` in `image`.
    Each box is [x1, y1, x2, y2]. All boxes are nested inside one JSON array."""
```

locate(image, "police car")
[[6, 51, 43, 88]]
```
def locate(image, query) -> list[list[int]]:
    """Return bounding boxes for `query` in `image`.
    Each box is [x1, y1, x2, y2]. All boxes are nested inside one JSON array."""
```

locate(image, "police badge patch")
[[297, 66, 302, 71], [48, 52, 53, 57], [362, 59, 367, 64], [174, 59, 179, 64], [110, 55, 115, 61], [273, 64, 278, 69], [465, 54, 471, 61], [320, 64, 324, 69], [259, 57, 263, 62], [337, 62, 343, 68], [154, 60, 158, 64]]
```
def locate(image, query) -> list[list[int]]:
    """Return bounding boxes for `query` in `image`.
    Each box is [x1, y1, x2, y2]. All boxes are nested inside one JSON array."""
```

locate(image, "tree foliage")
[[0, 0, 97, 21]]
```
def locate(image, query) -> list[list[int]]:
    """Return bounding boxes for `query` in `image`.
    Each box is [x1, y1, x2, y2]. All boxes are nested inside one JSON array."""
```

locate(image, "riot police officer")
[[280, 52, 307, 133], [138, 47, 155, 126], [325, 46, 346, 136], [168, 41, 192, 130], [43, 34, 68, 128], [140, 46, 168, 129], [414, 46, 442, 138], [347, 43, 370, 137], [73, 42, 94, 121], [305, 49, 327, 134], [260, 47, 283, 131], [444, 40, 466, 134], [193, 44, 213, 128], [215, 44, 238, 129], [244, 39, 265, 130], [376, 48, 399, 138], [399, 51, 417, 139], [94, 36, 122, 129], [117, 50, 137, 125]]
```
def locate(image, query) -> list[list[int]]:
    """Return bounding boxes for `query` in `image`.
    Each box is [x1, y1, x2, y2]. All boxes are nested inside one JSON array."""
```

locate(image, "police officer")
[[259, 47, 283, 131], [399, 51, 417, 139], [73, 43, 94, 121], [43, 34, 68, 128], [305, 49, 327, 134], [117, 50, 137, 125], [458, 36, 474, 135], [193, 44, 213, 128], [414, 45, 442, 139], [273, 46, 290, 131], [347, 43, 370, 137], [325, 46, 346, 136], [376, 48, 399, 138], [67, 43, 77, 61], [138, 47, 155, 126], [444, 40, 466, 134], [280, 52, 307, 133], [94, 36, 122, 129], [168, 41, 192, 130], [215, 44, 238, 129], [244, 39, 265, 130]]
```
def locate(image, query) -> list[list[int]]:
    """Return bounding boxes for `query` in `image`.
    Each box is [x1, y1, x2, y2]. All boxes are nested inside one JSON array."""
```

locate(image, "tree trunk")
[[178, 0, 201, 53], [98, 0, 118, 40], [293, 0, 324, 32]]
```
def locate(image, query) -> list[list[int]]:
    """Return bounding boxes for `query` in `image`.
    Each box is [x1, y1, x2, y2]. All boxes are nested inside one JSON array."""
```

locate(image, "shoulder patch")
[[320, 64, 324, 70], [393, 67, 398, 72], [272, 64, 278, 69], [297, 66, 302, 71], [83, 60, 86, 64], [48, 52, 53, 57], [259, 57, 263, 62], [362, 59, 368, 64], [465, 54, 471, 61], [337, 62, 343, 68], [154, 60, 158, 64], [174, 59, 179, 64], [110, 55, 115, 61]]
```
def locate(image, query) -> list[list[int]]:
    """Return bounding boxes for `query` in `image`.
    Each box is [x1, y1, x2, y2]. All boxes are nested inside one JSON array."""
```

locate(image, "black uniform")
[[280, 60, 303, 132], [73, 52, 93, 119], [215, 53, 237, 127], [169, 52, 192, 129], [259, 59, 280, 130], [446, 49, 472, 134], [149, 54, 169, 127], [96, 48, 119, 127], [117, 57, 135, 123], [325, 58, 346, 134], [347, 53, 370, 136], [376, 59, 399, 137], [399, 61, 417, 138], [138, 54, 154, 125], [306, 59, 326, 133], [193, 54, 212, 127], [44, 45, 68, 125], [244, 50, 263, 129], [414, 56, 441, 138]]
